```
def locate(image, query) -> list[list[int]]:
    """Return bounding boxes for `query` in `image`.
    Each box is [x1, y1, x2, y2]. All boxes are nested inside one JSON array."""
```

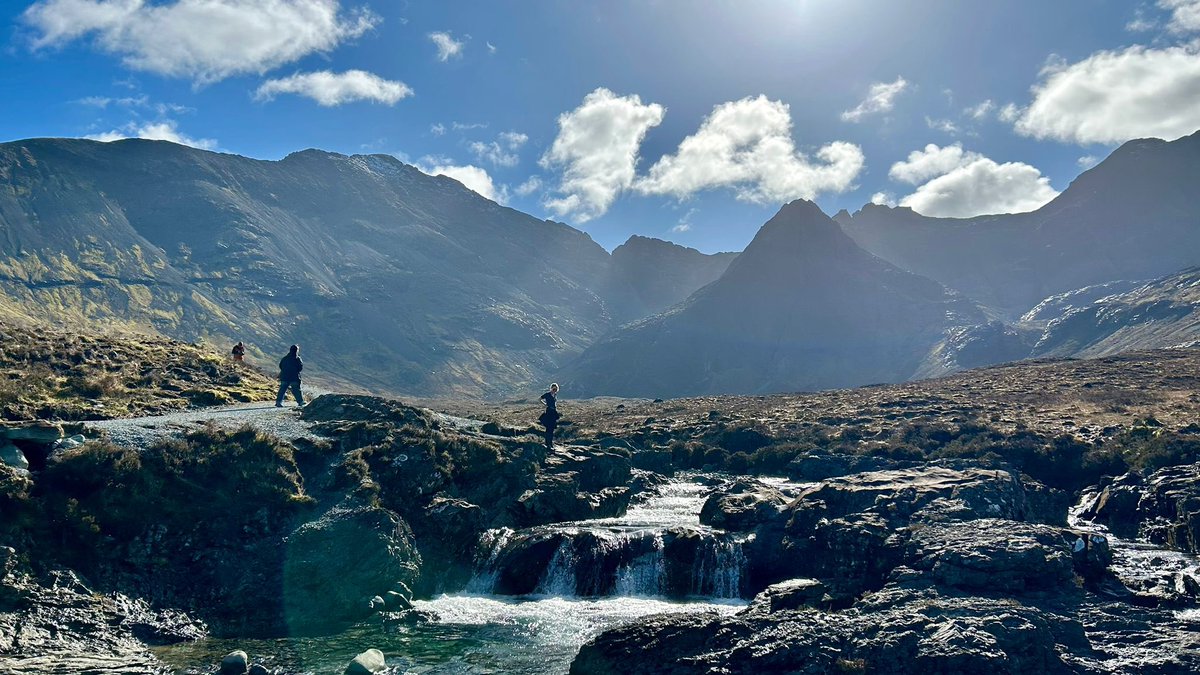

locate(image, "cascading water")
[[468, 475, 751, 600]]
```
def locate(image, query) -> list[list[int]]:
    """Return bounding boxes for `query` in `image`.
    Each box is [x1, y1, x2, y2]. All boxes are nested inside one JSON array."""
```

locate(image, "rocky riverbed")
[[4, 350, 1200, 673]]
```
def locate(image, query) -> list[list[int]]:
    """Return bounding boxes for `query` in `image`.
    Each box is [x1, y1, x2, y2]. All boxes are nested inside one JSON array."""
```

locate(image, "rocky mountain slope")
[[0, 139, 727, 399], [559, 200, 984, 397], [603, 236, 736, 325], [838, 131, 1200, 317]]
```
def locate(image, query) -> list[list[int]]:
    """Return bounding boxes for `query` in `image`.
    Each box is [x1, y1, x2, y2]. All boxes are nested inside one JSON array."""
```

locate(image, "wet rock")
[[699, 479, 787, 531], [786, 451, 918, 481], [0, 567, 203, 674], [629, 449, 673, 475], [896, 519, 1078, 596], [0, 441, 27, 471], [1078, 471, 1145, 538], [282, 506, 421, 635], [0, 421, 63, 443], [345, 648, 386, 674], [219, 650, 249, 675], [248, 665, 270, 675], [513, 483, 630, 526], [747, 578, 828, 613], [384, 590, 412, 611], [543, 446, 632, 492]]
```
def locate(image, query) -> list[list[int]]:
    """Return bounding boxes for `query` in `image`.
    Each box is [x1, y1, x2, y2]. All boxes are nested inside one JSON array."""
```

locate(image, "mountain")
[[559, 200, 984, 398], [603, 236, 736, 324], [1026, 267, 1200, 358], [839, 131, 1200, 317], [0, 138, 718, 398]]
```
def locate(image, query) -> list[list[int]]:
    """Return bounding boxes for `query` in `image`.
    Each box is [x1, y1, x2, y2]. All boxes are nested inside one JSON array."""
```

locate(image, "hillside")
[[603, 236, 736, 324], [0, 317, 275, 422], [0, 139, 729, 400], [838, 132, 1200, 317], [558, 200, 984, 397]]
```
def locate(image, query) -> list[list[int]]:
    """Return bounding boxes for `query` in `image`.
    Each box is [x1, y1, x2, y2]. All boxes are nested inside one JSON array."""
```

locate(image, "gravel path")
[[86, 388, 331, 449]]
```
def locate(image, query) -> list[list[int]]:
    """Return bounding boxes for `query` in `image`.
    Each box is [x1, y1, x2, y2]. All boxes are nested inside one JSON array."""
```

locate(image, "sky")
[[3, 0, 1200, 254]]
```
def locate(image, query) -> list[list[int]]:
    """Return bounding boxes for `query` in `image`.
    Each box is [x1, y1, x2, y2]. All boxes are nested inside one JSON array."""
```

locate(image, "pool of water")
[[154, 594, 745, 674]]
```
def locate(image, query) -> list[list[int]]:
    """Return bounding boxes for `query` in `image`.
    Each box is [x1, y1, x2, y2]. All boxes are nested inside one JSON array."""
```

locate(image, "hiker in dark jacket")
[[275, 344, 304, 407], [539, 383, 560, 449], [231, 341, 245, 362]]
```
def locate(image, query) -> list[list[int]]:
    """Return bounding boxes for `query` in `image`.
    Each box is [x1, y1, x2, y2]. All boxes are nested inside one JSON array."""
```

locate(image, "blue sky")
[[3, 0, 1200, 253]]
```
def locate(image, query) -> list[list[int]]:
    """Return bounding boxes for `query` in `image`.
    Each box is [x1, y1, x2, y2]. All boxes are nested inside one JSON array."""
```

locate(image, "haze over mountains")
[[1, 131, 1199, 398]]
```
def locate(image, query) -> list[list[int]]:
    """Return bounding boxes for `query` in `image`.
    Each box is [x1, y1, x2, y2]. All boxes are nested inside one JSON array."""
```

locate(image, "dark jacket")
[[279, 354, 303, 382], [539, 391, 559, 427]]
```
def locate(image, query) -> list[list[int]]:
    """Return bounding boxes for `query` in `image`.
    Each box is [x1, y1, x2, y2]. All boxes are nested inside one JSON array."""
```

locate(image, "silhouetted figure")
[[275, 344, 304, 407], [231, 341, 245, 362], [539, 383, 560, 449]]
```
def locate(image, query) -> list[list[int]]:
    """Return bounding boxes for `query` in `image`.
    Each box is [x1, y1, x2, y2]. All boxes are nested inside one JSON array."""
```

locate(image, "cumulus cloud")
[[925, 116, 959, 134], [514, 175, 542, 197], [255, 70, 411, 106], [965, 100, 995, 119], [891, 145, 1059, 218], [1162, 0, 1200, 33], [889, 143, 982, 184], [85, 119, 216, 149], [22, 0, 377, 84], [470, 130, 528, 167], [841, 77, 908, 122], [1015, 44, 1200, 144], [636, 95, 864, 205], [540, 87, 665, 222], [429, 31, 463, 61], [425, 164, 500, 201], [1077, 155, 1101, 169], [997, 103, 1022, 123], [870, 192, 896, 207]]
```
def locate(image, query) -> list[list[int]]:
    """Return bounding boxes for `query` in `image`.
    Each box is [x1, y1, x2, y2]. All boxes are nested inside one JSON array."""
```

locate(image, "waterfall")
[[614, 532, 666, 596], [536, 539, 578, 596], [691, 536, 746, 599], [466, 527, 515, 594]]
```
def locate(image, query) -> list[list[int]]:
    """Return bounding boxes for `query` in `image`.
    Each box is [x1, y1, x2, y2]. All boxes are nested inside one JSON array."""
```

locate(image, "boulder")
[[897, 519, 1078, 595], [282, 506, 421, 635], [543, 446, 632, 493], [219, 650, 249, 675], [0, 442, 27, 471], [345, 648, 386, 674], [248, 665, 270, 675], [0, 422, 63, 443], [513, 484, 630, 527], [699, 480, 786, 531], [747, 578, 828, 613], [1077, 472, 1145, 539]]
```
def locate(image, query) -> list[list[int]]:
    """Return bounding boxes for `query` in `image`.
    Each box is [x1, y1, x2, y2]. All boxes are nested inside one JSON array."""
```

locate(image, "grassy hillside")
[[0, 317, 277, 421]]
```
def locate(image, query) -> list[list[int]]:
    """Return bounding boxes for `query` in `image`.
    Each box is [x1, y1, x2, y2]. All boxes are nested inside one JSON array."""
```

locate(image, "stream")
[[153, 474, 802, 674]]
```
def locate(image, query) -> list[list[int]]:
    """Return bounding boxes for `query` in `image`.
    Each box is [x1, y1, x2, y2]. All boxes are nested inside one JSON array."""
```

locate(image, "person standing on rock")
[[275, 344, 304, 408], [231, 341, 245, 362], [539, 383, 560, 449]]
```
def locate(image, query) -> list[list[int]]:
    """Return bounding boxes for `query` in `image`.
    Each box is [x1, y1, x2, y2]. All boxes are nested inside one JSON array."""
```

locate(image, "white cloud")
[[889, 143, 982, 184], [430, 123, 446, 136], [636, 95, 864, 205], [925, 116, 959, 134], [965, 100, 994, 119], [22, 0, 377, 84], [425, 164, 500, 201], [255, 70, 411, 106], [1162, 0, 1200, 33], [429, 30, 463, 61], [889, 142, 1058, 217], [870, 192, 896, 207], [671, 223, 691, 233], [85, 119, 216, 149], [540, 87, 665, 222], [486, 41, 496, 54], [997, 103, 1022, 123], [841, 77, 908, 122], [898, 157, 1059, 218], [1077, 154, 1101, 169], [469, 130, 528, 167], [514, 175, 542, 197], [1015, 44, 1200, 144], [452, 121, 487, 131]]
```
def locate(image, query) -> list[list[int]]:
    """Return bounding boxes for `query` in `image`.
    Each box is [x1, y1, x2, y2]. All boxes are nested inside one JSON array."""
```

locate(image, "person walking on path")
[[539, 383, 560, 450], [275, 344, 304, 407], [231, 341, 245, 362]]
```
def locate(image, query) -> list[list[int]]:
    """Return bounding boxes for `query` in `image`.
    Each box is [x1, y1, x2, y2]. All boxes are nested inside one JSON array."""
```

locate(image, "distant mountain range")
[[2, 130, 1199, 399], [0, 138, 728, 397]]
